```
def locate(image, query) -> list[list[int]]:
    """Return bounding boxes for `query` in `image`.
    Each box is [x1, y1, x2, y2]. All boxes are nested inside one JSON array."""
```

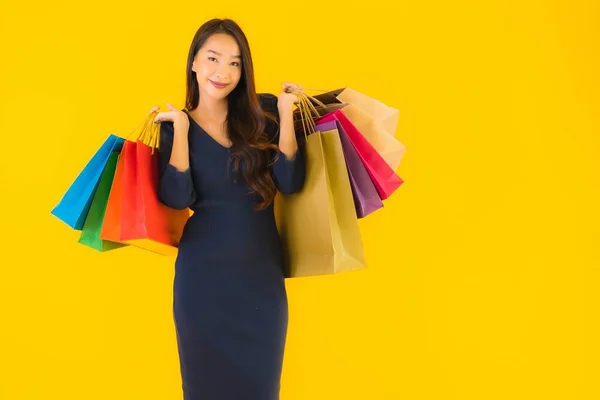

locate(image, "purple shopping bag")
[[315, 120, 384, 218]]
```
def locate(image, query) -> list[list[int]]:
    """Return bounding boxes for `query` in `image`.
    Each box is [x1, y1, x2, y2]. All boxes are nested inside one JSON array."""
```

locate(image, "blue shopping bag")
[[51, 134, 125, 230]]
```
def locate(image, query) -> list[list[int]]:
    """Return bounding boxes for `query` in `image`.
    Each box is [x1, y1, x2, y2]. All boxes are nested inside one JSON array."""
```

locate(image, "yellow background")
[[1, 0, 599, 399]]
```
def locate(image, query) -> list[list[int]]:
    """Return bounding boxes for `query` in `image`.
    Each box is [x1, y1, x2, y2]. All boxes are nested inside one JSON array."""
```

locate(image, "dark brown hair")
[[185, 18, 279, 210]]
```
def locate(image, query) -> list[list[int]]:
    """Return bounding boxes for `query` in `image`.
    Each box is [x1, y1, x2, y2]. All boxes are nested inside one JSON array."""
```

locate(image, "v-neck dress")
[[156, 93, 305, 400]]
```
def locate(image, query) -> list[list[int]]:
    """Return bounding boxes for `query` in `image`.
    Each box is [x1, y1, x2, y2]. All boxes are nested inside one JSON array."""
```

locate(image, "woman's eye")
[[231, 62, 240, 67], [208, 57, 217, 62]]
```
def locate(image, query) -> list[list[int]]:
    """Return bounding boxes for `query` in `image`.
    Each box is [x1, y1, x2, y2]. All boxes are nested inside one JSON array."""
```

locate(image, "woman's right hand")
[[152, 103, 190, 130]]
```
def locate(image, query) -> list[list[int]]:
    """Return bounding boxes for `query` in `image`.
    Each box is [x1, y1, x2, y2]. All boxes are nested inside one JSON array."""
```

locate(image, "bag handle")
[[289, 90, 326, 137], [123, 109, 161, 153]]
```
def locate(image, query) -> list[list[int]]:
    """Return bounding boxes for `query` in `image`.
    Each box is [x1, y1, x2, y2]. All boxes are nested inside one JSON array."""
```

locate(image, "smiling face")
[[191, 33, 243, 101]]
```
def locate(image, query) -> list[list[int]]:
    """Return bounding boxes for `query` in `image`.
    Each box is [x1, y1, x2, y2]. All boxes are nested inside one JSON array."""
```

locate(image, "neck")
[[196, 93, 228, 118]]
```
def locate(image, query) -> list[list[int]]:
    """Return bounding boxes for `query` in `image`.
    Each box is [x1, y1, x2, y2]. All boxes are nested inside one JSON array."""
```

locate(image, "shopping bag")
[[118, 115, 190, 256], [313, 87, 399, 137], [99, 145, 127, 243], [275, 93, 366, 277], [51, 134, 125, 230], [314, 120, 383, 218], [313, 88, 406, 171], [317, 110, 403, 200], [339, 104, 405, 171], [293, 102, 347, 135], [78, 152, 127, 252]]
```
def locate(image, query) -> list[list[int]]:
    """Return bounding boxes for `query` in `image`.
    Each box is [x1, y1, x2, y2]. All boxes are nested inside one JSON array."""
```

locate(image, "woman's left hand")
[[277, 82, 303, 111]]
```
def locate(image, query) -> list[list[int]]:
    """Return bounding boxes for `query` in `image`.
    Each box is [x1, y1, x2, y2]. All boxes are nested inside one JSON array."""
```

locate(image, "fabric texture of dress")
[[157, 93, 305, 400]]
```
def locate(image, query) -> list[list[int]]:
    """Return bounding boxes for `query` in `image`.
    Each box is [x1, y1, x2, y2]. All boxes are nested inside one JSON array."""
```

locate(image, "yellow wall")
[[1, 1, 599, 399]]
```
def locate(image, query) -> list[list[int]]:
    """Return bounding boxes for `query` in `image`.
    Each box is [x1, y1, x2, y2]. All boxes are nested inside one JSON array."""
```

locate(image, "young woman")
[[152, 18, 305, 400]]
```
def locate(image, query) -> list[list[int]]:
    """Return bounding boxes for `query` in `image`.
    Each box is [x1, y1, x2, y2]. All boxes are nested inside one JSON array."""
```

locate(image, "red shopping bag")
[[317, 110, 403, 200], [119, 138, 190, 256]]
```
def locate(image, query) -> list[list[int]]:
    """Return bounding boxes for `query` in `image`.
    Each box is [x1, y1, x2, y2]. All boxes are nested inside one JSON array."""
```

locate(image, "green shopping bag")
[[78, 152, 127, 252]]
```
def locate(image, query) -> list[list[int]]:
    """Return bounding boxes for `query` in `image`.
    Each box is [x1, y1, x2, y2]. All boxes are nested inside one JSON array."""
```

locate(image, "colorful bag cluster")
[[51, 88, 406, 278], [51, 112, 190, 254], [277, 88, 406, 278]]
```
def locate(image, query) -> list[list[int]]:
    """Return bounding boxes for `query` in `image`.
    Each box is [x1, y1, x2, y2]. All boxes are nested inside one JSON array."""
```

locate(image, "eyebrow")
[[207, 49, 241, 59]]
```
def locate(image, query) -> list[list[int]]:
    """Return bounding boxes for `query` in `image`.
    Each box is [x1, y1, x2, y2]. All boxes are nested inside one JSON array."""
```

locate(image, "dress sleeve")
[[157, 121, 197, 210], [259, 93, 306, 195]]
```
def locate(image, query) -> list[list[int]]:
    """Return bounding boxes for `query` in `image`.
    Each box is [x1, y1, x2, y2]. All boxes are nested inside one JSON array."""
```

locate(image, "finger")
[[154, 112, 168, 123], [283, 84, 299, 94], [166, 102, 177, 111], [149, 106, 160, 114]]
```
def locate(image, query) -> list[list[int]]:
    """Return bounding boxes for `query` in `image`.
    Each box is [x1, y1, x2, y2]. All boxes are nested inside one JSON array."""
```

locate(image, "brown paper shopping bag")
[[335, 87, 400, 137], [275, 115, 366, 278], [341, 104, 406, 171], [312, 87, 406, 171]]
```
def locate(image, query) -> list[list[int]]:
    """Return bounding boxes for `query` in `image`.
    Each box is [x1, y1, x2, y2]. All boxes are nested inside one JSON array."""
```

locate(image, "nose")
[[215, 65, 229, 79]]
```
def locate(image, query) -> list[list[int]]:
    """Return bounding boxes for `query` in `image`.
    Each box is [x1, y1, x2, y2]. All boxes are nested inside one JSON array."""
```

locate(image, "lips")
[[209, 80, 229, 89]]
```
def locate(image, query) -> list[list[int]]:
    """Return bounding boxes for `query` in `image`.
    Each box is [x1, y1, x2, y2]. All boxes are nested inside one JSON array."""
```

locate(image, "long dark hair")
[[185, 19, 279, 210]]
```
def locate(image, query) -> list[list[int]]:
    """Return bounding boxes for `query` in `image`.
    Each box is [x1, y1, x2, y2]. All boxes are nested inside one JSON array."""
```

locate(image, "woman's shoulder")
[[257, 92, 278, 114], [158, 110, 193, 136]]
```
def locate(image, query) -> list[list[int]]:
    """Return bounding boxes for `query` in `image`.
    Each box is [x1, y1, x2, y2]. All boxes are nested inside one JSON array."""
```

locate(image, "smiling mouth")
[[209, 80, 229, 89]]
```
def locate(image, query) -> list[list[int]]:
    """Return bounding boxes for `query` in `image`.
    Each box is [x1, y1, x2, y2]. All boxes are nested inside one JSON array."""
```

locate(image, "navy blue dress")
[[157, 93, 305, 400]]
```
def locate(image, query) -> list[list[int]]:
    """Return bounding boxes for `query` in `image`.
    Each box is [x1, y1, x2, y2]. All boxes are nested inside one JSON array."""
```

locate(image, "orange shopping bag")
[[99, 148, 127, 243]]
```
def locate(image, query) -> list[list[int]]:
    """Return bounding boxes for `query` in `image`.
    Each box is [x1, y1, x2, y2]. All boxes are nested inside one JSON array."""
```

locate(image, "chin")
[[205, 86, 234, 100]]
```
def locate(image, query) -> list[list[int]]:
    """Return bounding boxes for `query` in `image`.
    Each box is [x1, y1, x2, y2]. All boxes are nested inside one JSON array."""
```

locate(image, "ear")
[[191, 54, 198, 72]]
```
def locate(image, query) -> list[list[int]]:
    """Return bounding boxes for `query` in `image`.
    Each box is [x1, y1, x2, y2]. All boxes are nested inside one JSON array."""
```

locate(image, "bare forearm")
[[277, 107, 298, 159], [169, 121, 191, 172]]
